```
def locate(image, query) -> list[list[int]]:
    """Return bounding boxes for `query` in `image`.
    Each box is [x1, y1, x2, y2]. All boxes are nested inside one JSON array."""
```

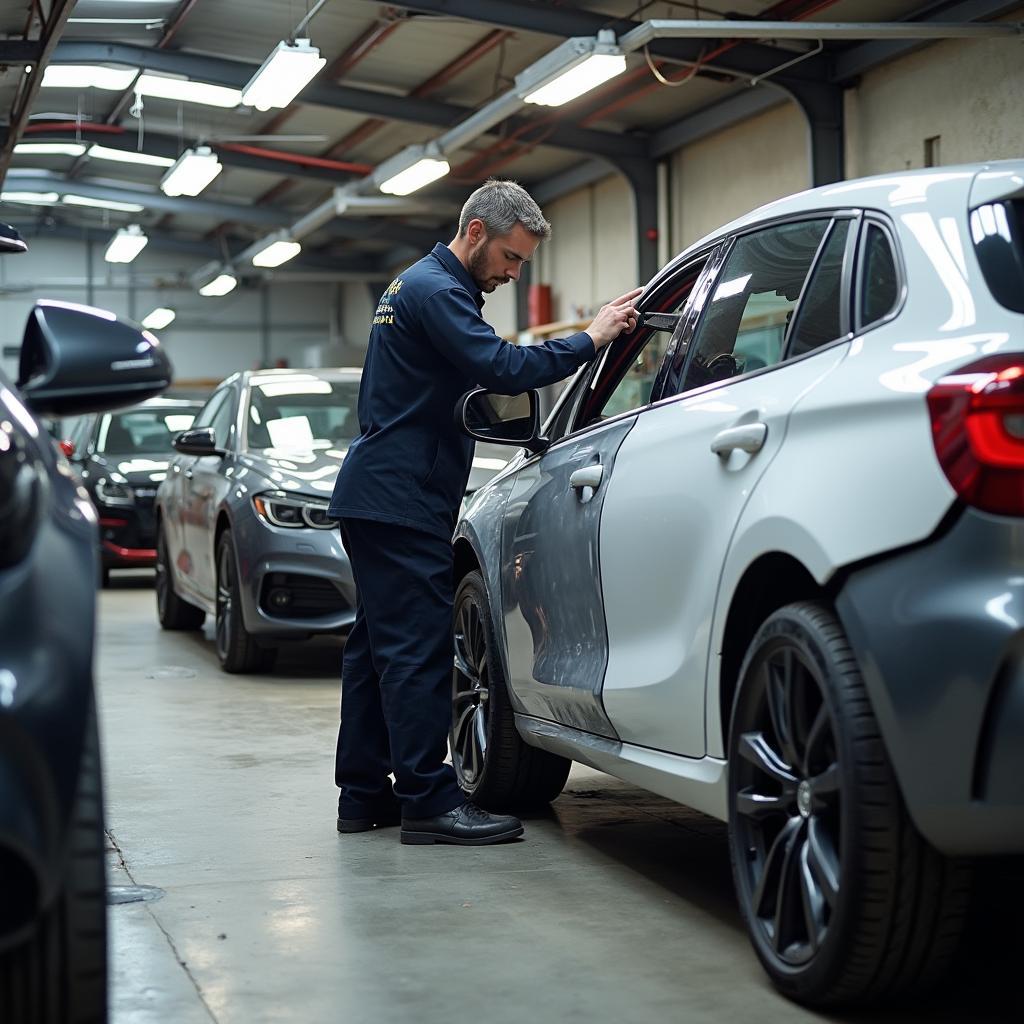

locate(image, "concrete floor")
[[97, 572, 1019, 1024]]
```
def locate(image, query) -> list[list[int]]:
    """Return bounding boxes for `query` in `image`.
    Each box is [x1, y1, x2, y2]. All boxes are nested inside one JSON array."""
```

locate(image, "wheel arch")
[[453, 535, 480, 584]]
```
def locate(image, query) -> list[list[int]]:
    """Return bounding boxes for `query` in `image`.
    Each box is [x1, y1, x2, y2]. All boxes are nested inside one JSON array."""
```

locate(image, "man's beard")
[[468, 240, 508, 292]]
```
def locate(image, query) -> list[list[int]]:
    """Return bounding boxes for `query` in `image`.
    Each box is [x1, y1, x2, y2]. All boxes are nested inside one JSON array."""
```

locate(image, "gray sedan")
[[155, 368, 362, 672]]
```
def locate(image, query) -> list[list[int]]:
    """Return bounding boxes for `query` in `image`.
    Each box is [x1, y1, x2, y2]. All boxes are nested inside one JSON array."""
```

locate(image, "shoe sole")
[[337, 818, 401, 834], [399, 825, 525, 846]]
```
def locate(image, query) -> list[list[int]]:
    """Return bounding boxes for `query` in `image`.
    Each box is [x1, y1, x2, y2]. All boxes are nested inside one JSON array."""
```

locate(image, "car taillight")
[[927, 355, 1024, 515]]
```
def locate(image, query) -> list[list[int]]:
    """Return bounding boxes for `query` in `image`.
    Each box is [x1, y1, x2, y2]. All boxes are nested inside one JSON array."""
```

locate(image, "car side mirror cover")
[[456, 388, 549, 454], [17, 301, 172, 417], [173, 427, 221, 457]]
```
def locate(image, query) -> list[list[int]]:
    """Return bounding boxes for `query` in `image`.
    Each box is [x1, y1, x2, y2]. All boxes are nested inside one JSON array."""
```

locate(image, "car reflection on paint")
[[62, 397, 204, 586], [155, 367, 513, 673]]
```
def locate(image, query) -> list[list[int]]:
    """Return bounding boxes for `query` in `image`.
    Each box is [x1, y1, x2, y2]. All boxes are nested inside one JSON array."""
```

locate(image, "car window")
[[599, 325, 677, 419], [208, 391, 235, 449], [678, 220, 830, 394], [193, 389, 227, 430], [859, 223, 899, 328], [97, 407, 199, 454], [787, 220, 852, 358]]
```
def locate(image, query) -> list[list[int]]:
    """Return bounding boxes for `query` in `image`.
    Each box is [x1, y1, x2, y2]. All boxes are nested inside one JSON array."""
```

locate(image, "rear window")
[[971, 200, 1024, 313], [97, 408, 198, 454], [859, 224, 899, 328]]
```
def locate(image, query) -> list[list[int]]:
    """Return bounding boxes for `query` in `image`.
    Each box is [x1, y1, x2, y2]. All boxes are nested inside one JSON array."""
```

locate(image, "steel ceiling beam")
[[50, 41, 648, 159], [0, 41, 43, 64]]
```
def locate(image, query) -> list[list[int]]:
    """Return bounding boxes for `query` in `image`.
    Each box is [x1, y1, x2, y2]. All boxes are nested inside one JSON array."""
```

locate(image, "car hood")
[[238, 446, 346, 498], [92, 454, 171, 486]]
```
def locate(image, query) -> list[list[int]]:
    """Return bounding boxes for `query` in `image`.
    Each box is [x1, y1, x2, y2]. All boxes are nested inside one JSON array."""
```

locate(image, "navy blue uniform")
[[329, 243, 596, 819]]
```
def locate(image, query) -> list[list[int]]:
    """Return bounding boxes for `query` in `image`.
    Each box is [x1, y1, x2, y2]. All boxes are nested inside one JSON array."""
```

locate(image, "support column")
[[779, 78, 845, 186], [260, 284, 270, 368], [607, 155, 659, 284], [516, 259, 531, 335]]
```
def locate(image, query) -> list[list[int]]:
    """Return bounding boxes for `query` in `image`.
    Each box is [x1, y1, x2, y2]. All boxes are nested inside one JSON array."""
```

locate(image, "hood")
[[237, 445, 346, 498]]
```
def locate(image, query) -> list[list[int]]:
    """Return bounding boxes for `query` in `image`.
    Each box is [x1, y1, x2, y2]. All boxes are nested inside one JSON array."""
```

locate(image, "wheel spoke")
[[453, 630, 476, 683], [465, 708, 481, 778], [808, 762, 839, 806], [802, 702, 830, 775], [452, 701, 475, 751], [738, 732, 798, 788], [806, 817, 840, 908], [474, 703, 487, 760], [798, 839, 827, 954], [771, 818, 805, 956], [751, 815, 801, 920], [735, 789, 787, 821], [766, 651, 800, 768]]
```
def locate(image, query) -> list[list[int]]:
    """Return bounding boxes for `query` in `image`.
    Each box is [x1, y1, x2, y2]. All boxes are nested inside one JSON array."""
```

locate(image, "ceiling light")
[[1, 191, 59, 206], [252, 239, 301, 268], [142, 307, 175, 330], [375, 145, 451, 197], [160, 146, 222, 197], [104, 224, 148, 264], [136, 73, 241, 108], [87, 143, 174, 168], [42, 65, 138, 91], [63, 194, 146, 213], [199, 273, 238, 296], [14, 142, 86, 157], [516, 31, 627, 107], [242, 38, 326, 111]]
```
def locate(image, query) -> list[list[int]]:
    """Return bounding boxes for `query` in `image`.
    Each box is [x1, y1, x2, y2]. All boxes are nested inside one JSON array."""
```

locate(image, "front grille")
[[259, 572, 349, 619]]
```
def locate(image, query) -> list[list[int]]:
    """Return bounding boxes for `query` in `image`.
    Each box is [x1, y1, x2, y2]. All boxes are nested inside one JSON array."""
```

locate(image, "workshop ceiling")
[[0, 0, 1014, 273]]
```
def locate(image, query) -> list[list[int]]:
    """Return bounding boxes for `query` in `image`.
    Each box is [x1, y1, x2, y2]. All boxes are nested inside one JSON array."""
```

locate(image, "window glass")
[[97, 407, 200, 454], [788, 220, 851, 358], [208, 392, 235, 449], [246, 376, 361, 451], [860, 224, 899, 327], [193, 390, 227, 430], [680, 220, 829, 394]]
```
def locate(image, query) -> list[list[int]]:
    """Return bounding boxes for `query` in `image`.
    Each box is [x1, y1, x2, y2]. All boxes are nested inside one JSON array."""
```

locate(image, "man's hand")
[[585, 287, 643, 351]]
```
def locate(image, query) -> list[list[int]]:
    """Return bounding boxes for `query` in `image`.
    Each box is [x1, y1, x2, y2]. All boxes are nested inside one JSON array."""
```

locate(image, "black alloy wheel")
[[155, 524, 204, 631], [728, 602, 972, 1006], [215, 531, 274, 673], [450, 571, 570, 808]]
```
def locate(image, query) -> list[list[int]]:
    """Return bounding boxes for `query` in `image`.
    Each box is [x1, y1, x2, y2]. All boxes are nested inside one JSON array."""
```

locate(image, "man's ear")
[[466, 218, 488, 245]]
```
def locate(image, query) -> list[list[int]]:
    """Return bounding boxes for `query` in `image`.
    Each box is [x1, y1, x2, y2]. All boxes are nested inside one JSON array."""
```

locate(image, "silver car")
[[154, 368, 361, 672]]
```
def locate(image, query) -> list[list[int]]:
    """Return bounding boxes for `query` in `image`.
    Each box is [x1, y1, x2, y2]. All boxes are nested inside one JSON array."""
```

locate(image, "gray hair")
[[458, 178, 551, 240]]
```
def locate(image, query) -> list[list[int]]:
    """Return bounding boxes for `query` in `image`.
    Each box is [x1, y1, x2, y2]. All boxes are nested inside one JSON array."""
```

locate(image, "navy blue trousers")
[[336, 517, 463, 819]]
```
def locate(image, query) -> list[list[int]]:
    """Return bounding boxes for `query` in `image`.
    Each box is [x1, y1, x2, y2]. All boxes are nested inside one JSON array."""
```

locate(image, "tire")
[[0, 698, 108, 1023], [215, 531, 274, 674], [450, 570, 570, 809], [727, 601, 972, 1007], [155, 524, 205, 631], [97, 563, 109, 589]]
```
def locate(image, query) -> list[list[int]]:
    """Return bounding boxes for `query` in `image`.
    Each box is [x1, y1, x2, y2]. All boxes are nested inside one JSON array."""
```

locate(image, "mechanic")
[[328, 178, 640, 846]]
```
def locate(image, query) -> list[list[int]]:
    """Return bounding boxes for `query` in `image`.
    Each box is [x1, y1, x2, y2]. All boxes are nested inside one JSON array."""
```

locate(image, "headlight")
[[252, 491, 334, 530], [95, 478, 134, 506]]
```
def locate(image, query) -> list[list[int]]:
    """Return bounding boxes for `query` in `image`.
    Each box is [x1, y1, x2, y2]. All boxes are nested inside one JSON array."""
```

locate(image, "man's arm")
[[420, 286, 641, 395]]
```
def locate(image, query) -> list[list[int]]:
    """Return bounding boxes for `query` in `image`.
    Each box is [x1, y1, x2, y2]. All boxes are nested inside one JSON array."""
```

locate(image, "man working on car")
[[328, 178, 640, 846]]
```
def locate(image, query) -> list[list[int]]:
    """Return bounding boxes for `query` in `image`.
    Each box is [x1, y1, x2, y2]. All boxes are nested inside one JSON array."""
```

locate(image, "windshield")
[[245, 376, 361, 451], [97, 407, 199, 454]]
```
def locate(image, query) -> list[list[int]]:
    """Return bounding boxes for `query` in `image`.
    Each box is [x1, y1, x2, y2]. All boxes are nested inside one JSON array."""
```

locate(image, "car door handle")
[[569, 464, 604, 490], [710, 423, 768, 457]]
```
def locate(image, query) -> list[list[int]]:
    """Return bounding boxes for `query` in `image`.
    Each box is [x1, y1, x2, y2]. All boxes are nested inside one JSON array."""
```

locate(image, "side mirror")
[[173, 427, 221, 457], [17, 301, 172, 417], [456, 388, 548, 454], [0, 222, 28, 254]]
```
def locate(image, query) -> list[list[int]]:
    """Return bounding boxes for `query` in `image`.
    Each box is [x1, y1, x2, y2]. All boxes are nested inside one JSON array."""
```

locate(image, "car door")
[[499, 254, 715, 736], [597, 215, 858, 757], [184, 385, 238, 600]]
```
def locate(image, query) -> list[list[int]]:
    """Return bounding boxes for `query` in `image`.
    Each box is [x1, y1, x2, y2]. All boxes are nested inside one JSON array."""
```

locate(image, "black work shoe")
[[400, 802, 524, 846], [337, 811, 401, 834]]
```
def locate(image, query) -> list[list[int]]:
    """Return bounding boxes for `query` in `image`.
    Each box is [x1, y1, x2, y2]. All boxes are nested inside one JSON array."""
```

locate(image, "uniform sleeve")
[[419, 286, 596, 395]]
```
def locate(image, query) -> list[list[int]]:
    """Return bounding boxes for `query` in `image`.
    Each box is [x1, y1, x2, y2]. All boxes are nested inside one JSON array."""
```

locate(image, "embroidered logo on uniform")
[[373, 278, 402, 326]]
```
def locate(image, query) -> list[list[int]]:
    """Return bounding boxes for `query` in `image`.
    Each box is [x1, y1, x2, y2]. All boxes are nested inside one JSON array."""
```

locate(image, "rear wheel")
[[450, 571, 570, 809], [0, 699, 108, 1023], [727, 601, 972, 1006], [215, 531, 275, 674], [155, 524, 204, 631]]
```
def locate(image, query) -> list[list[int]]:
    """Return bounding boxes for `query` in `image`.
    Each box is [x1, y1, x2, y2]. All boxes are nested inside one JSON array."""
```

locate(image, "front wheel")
[[727, 601, 971, 1007], [215, 531, 275, 674], [450, 571, 570, 810]]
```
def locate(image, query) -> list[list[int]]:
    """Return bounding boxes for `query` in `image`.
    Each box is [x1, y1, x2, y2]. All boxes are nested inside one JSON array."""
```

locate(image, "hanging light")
[[199, 273, 238, 297], [104, 224, 149, 264], [141, 308, 176, 330], [252, 239, 301, 268], [160, 146, 222, 197], [242, 38, 326, 111]]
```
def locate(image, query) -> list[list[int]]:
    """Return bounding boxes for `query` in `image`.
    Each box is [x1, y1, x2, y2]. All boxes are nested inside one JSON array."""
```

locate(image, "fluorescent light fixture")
[[14, 142, 86, 157], [160, 146, 222, 197], [199, 273, 238, 297], [1, 191, 59, 205], [242, 38, 326, 111], [380, 157, 450, 196], [43, 65, 138, 90], [142, 307, 175, 330], [104, 224, 148, 264], [87, 143, 174, 168], [516, 31, 627, 107], [136, 73, 241, 108], [252, 239, 301, 268], [63, 194, 146, 213]]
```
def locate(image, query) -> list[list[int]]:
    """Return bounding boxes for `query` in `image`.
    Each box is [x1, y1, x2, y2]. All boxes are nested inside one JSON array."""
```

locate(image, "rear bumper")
[[836, 507, 1024, 856]]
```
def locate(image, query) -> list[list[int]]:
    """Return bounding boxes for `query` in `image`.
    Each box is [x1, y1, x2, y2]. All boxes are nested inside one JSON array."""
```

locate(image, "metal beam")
[[530, 159, 615, 206], [0, 40, 43, 64], [831, 0, 1023, 82], [786, 82, 845, 185], [50, 41, 647, 159]]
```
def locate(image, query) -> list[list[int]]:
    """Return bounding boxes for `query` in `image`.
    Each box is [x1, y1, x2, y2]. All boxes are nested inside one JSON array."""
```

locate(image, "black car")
[[62, 398, 204, 585], [0, 221, 171, 1020]]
